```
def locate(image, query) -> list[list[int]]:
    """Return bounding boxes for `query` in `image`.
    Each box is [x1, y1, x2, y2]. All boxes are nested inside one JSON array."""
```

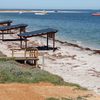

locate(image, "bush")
[[0, 60, 66, 84], [0, 60, 87, 91]]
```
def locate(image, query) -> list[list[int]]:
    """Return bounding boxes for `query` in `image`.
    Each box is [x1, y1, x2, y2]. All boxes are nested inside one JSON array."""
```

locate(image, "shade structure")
[[18, 28, 58, 38], [0, 24, 28, 40], [0, 24, 28, 31], [0, 20, 12, 26], [18, 28, 58, 51]]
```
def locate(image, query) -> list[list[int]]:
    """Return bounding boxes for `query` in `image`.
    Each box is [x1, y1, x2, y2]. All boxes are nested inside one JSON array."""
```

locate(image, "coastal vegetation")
[[0, 59, 86, 90], [0, 53, 91, 100]]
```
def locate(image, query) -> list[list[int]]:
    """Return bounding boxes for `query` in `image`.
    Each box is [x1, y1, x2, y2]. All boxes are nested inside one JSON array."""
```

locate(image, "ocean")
[[0, 9, 100, 49]]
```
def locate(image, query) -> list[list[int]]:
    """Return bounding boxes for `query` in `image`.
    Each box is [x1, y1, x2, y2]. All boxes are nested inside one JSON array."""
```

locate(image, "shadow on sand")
[[36, 46, 58, 51]]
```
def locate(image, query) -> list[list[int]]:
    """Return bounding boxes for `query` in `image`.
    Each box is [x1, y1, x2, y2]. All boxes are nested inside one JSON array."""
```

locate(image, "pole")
[[42, 53, 45, 69], [25, 38, 27, 49], [53, 33, 55, 52], [47, 34, 48, 50]]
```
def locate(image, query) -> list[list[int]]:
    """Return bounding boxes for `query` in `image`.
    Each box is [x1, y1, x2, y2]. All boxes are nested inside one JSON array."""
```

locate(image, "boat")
[[19, 11, 23, 14], [34, 11, 48, 15], [92, 12, 100, 16]]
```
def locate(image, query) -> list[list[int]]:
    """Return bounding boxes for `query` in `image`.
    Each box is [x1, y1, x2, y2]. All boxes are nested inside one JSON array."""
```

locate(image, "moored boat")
[[92, 13, 100, 16], [34, 11, 48, 15]]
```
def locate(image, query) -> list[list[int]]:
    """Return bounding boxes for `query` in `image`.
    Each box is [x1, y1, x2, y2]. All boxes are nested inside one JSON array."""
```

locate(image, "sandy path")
[[0, 83, 99, 100]]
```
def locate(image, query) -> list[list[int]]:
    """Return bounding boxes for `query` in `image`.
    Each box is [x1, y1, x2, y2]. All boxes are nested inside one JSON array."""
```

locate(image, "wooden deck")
[[0, 47, 39, 67], [0, 57, 38, 60], [11, 47, 39, 67], [0, 57, 39, 67]]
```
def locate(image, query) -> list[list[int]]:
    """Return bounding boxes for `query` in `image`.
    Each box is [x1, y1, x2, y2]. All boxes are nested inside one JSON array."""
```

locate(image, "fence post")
[[42, 54, 45, 69], [12, 49, 14, 57]]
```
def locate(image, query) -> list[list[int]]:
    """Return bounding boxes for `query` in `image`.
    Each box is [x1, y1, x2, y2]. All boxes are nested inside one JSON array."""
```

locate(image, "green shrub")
[[0, 60, 87, 91], [0, 60, 67, 84]]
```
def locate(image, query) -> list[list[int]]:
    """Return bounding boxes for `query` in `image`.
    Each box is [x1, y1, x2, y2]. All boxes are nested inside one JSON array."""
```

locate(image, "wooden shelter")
[[0, 20, 12, 26], [18, 28, 58, 51], [0, 24, 28, 40]]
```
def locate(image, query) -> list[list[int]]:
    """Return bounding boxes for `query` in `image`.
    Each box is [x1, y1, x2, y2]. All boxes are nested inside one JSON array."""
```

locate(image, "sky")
[[0, 0, 100, 9]]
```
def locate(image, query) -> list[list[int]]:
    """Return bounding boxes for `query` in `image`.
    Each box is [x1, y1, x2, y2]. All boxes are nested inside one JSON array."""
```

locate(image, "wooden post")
[[20, 27, 26, 33], [7, 29, 11, 34], [24, 60, 27, 64], [20, 37, 23, 48], [53, 33, 55, 52], [42, 54, 45, 69], [20, 28, 22, 34], [2, 31, 4, 40], [34, 60, 38, 68], [25, 38, 27, 49], [24, 49, 27, 57], [12, 49, 14, 57], [23, 27, 26, 32], [7, 22, 11, 26], [47, 34, 48, 50]]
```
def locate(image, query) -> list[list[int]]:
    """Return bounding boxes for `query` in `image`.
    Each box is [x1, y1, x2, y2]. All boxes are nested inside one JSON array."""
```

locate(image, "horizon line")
[[0, 8, 100, 10]]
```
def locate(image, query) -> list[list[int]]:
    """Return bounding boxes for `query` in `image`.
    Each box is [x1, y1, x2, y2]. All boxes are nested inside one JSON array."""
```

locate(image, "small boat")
[[34, 11, 47, 15], [19, 11, 23, 14], [92, 13, 100, 16]]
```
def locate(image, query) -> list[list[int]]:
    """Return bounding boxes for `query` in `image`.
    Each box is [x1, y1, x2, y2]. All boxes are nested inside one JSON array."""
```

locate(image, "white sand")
[[0, 34, 100, 93]]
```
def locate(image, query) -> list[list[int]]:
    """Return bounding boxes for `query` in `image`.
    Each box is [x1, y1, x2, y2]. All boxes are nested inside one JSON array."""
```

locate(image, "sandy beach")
[[0, 33, 100, 94]]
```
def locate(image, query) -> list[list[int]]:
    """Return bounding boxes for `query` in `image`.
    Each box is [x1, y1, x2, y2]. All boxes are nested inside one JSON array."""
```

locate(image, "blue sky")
[[0, 0, 100, 9]]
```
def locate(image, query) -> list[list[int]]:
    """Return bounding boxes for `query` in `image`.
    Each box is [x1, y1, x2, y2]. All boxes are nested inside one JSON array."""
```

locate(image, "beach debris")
[[72, 65, 80, 69], [93, 50, 100, 55], [51, 52, 76, 60], [88, 69, 100, 77]]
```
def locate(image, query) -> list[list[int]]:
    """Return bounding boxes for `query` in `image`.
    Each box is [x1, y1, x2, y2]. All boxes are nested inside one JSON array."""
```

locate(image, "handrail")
[[11, 47, 38, 58]]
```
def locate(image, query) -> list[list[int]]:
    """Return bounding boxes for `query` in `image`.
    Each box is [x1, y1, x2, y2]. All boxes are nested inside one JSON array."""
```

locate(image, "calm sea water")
[[0, 10, 100, 49]]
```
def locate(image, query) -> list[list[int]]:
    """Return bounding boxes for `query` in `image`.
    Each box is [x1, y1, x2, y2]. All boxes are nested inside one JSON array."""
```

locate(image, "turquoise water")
[[0, 10, 100, 49]]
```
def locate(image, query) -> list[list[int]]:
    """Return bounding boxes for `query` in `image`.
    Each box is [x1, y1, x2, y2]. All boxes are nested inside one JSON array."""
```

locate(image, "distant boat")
[[19, 11, 23, 14], [92, 12, 100, 16], [34, 11, 48, 15]]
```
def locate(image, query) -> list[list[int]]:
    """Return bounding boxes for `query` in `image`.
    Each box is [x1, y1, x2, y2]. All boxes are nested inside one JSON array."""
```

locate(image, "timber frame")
[[18, 28, 58, 51]]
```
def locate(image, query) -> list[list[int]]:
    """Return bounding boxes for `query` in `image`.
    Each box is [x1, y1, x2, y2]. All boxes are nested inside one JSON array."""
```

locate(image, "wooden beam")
[[20, 37, 23, 48], [47, 34, 49, 50], [7, 22, 11, 26], [3, 38, 26, 41], [20, 27, 26, 33], [25, 38, 27, 49], [0, 32, 14, 35], [53, 33, 55, 52], [2, 31, 4, 40]]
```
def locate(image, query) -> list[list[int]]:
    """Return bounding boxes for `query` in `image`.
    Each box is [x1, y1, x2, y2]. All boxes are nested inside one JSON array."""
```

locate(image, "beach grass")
[[0, 59, 87, 90]]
